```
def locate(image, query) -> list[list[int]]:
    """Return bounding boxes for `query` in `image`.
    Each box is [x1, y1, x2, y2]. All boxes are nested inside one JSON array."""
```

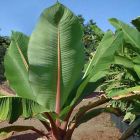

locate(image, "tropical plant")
[[100, 17, 140, 140], [1, 2, 140, 140], [0, 2, 124, 140]]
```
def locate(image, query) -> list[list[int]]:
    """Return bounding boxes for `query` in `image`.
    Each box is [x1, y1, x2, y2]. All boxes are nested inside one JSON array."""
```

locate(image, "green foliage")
[[28, 3, 85, 110], [0, 36, 10, 82], [0, 96, 47, 123], [78, 15, 104, 61], [0, 3, 120, 139], [0, 2, 140, 140], [101, 18, 140, 97], [4, 32, 35, 99], [76, 30, 123, 101], [99, 18, 140, 139], [0, 3, 90, 139]]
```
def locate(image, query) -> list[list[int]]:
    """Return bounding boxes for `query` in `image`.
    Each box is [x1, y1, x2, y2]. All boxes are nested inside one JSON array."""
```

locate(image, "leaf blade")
[[4, 32, 35, 99], [0, 95, 48, 123], [28, 3, 84, 111], [109, 18, 140, 50]]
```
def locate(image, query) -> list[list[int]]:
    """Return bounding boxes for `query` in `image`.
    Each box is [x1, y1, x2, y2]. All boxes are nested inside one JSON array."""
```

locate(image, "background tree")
[[78, 15, 104, 61], [0, 34, 10, 83]]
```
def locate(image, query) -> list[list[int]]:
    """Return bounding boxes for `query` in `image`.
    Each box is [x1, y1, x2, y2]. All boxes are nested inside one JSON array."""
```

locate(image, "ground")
[[0, 113, 121, 140], [0, 83, 139, 140]]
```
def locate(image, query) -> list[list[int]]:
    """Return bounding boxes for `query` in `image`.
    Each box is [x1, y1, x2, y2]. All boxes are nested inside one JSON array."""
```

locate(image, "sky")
[[0, 0, 140, 36]]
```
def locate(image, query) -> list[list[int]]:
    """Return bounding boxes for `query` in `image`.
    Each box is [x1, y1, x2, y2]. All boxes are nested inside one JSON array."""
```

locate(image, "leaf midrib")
[[15, 41, 28, 71], [55, 25, 61, 116]]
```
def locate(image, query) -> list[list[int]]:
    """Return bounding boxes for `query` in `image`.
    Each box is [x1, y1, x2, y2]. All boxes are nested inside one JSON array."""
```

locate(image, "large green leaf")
[[61, 31, 123, 114], [72, 31, 123, 103], [107, 86, 140, 98], [0, 95, 47, 123], [83, 31, 123, 77], [133, 55, 140, 78], [28, 3, 84, 111], [134, 65, 140, 79], [114, 55, 134, 69], [109, 18, 140, 50], [114, 55, 140, 80], [4, 32, 35, 100]]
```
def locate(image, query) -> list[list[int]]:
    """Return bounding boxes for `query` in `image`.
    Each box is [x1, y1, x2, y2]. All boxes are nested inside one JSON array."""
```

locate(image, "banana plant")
[[101, 18, 140, 140], [0, 2, 124, 140]]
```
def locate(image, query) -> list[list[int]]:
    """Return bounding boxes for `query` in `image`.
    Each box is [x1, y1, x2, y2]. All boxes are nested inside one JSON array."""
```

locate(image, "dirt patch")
[[72, 112, 120, 140]]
